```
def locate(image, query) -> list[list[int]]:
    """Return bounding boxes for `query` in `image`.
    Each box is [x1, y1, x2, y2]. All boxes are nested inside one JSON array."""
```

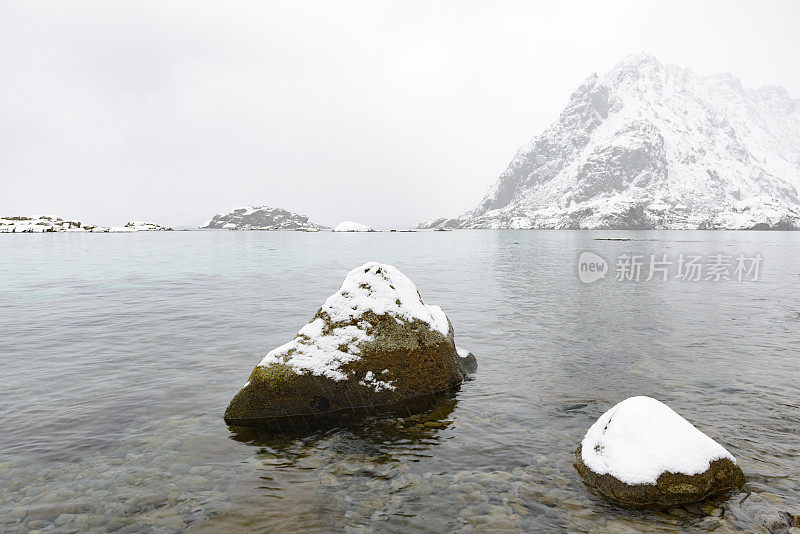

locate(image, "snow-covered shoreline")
[[0, 217, 172, 233]]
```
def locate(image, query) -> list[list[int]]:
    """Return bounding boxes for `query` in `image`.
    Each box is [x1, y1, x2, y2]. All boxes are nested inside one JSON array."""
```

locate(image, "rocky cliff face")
[[420, 53, 800, 230], [201, 206, 327, 231]]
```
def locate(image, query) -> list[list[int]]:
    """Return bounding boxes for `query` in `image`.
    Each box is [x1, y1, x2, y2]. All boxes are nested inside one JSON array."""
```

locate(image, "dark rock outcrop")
[[224, 262, 476, 432], [202, 206, 326, 231]]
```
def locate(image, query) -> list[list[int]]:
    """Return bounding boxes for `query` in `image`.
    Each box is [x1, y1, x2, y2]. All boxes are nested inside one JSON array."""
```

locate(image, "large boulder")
[[224, 262, 476, 431], [574, 396, 745, 507]]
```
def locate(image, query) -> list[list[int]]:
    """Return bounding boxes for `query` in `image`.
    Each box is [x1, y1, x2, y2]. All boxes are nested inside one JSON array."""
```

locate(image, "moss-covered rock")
[[574, 445, 745, 507], [573, 396, 745, 507], [224, 262, 476, 431]]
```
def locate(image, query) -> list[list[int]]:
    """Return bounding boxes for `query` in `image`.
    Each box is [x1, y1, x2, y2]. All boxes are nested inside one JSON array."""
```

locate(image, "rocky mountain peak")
[[612, 51, 664, 76], [419, 54, 800, 230]]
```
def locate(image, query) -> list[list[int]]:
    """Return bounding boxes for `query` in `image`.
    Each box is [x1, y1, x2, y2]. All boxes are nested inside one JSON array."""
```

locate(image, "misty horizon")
[[3, 1, 800, 229]]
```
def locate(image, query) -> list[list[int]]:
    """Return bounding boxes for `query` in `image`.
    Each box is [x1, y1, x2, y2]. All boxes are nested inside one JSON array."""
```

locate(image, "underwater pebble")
[[168, 463, 190, 475], [319, 476, 340, 487], [188, 466, 213, 476]]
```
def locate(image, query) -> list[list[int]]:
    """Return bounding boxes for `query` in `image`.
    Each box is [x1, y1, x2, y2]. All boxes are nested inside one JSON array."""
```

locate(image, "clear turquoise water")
[[1, 230, 798, 532]]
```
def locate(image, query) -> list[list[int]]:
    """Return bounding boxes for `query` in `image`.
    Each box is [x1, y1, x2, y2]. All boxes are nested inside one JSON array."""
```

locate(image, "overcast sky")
[[2, 1, 799, 228]]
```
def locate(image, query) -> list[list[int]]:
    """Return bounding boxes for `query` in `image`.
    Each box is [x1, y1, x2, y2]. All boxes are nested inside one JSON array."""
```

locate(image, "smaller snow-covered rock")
[[333, 221, 374, 232], [574, 396, 745, 507], [224, 262, 476, 431], [456, 347, 478, 376]]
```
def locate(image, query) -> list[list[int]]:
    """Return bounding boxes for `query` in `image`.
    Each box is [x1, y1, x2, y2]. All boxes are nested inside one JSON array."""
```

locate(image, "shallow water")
[[1, 230, 799, 533]]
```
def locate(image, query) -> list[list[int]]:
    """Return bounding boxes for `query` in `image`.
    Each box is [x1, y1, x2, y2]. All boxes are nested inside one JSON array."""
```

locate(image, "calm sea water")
[[1, 230, 799, 533]]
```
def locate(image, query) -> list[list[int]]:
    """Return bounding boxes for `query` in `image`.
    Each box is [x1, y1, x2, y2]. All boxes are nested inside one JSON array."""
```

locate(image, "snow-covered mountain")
[[420, 53, 800, 230], [201, 206, 327, 231]]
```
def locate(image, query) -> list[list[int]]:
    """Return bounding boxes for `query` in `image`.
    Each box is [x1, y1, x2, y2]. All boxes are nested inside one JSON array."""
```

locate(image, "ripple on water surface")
[[0, 230, 799, 532]]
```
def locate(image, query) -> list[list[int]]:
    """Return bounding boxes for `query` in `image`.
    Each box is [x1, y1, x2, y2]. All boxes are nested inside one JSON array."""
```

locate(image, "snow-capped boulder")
[[224, 262, 476, 430], [333, 221, 374, 232], [574, 396, 745, 507]]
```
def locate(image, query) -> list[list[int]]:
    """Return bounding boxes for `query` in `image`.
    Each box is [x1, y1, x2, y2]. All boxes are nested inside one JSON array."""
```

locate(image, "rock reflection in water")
[[210, 399, 459, 532]]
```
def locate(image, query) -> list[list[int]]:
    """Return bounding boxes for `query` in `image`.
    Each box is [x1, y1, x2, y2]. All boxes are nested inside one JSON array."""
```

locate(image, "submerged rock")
[[724, 492, 799, 534], [573, 396, 745, 507], [224, 262, 476, 430]]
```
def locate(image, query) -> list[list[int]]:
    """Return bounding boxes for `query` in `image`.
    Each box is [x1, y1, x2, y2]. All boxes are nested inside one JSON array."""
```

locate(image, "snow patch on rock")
[[581, 396, 736, 485], [257, 320, 371, 381], [321, 262, 449, 336], [358, 370, 396, 392], [256, 262, 450, 386]]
